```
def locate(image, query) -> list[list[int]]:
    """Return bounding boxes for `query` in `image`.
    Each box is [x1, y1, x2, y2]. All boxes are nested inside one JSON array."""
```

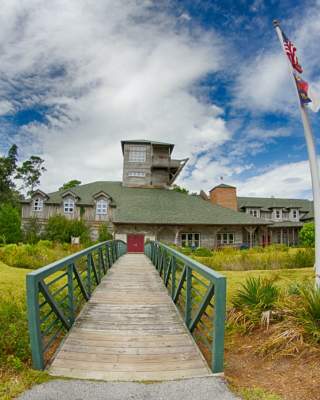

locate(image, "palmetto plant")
[[228, 277, 280, 332], [232, 277, 279, 311], [297, 283, 320, 343]]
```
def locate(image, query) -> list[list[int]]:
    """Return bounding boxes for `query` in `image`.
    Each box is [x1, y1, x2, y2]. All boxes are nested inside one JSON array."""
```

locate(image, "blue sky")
[[0, 0, 319, 198]]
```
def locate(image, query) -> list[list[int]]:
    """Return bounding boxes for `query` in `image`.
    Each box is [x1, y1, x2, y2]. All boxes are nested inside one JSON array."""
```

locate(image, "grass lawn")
[[0, 261, 29, 291], [221, 267, 314, 304]]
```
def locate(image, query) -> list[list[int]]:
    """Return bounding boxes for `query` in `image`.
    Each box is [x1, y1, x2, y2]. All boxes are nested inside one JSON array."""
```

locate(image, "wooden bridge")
[[26, 241, 226, 381]]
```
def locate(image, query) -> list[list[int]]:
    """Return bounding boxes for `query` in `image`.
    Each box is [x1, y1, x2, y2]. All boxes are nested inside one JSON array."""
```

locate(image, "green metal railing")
[[26, 240, 127, 370], [145, 241, 226, 373]]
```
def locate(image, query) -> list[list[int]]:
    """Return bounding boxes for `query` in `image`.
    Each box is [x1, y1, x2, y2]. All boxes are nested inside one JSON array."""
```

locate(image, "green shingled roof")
[[238, 196, 313, 212], [41, 181, 268, 226]]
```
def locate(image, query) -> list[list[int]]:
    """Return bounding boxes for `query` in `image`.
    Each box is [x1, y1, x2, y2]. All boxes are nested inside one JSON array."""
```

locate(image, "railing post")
[[99, 247, 106, 275], [86, 254, 92, 296], [212, 277, 226, 373], [67, 264, 75, 324], [26, 275, 44, 370], [171, 257, 176, 299], [106, 243, 111, 269], [185, 266, 192, 327]]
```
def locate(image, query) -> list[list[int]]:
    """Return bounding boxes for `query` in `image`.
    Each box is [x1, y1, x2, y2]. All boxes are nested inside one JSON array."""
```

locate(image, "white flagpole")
[[273, 20, 320, 288]]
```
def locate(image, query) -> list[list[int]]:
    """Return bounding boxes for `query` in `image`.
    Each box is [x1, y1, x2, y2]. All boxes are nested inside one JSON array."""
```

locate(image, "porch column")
[[174, 227, 181, 246], [292, 228, 295, 245], [245, 226, 256, 248], [280, 228, 283, 244]]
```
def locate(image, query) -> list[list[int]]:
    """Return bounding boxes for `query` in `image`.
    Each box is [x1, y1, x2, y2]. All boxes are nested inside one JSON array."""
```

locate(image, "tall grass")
[[193, 246, 314, 271], [0, 262, 49, 399], [0, 240, 83, 269]]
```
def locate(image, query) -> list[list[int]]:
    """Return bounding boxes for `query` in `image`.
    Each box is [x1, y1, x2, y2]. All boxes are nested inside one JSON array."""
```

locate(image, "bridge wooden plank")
[[49, 253, 211, 381]]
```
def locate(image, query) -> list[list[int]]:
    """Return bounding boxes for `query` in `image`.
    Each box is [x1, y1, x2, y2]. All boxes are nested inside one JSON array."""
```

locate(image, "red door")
[[127, 234, 145, 253]]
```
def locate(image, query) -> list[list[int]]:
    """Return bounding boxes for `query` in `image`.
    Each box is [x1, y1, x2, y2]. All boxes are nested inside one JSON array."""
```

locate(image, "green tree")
[[0, 204, 22, 243], [299, 222, 315, 247], [0, 144, 18, 204], [59, 180, 82, 192], [171, 184, 189, 194], [15, 156, 46, 196]]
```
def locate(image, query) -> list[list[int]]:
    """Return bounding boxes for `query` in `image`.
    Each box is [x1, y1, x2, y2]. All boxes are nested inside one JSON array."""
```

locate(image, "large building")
[[21, 140, 314, 251]]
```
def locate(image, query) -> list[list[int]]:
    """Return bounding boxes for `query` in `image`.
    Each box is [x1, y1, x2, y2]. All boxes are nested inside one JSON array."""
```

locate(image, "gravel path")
[[18, 377, 240, 400]]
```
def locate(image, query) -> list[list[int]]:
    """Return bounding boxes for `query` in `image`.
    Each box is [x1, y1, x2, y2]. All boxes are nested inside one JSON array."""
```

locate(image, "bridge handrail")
[[145, 241, 226, 373], [26, 239, 127, 370]]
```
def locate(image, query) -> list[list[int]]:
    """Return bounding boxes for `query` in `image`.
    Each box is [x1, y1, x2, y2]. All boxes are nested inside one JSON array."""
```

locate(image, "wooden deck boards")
[[49, 254, 211, 381]]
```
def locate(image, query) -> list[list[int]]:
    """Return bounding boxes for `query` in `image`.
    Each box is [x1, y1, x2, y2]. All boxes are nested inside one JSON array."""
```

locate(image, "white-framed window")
[[246, 208, 260, 218], [181, 233, 200, 248], [64, 198, 75, 214], [274, 209, 282, 220], [128, 145, 146, 163], [32, 197, 43, 212], [128, 171, 146, 177], [291, 209, 299, 220], [96, 199, 108, 215], [217, 232, 235, 245]]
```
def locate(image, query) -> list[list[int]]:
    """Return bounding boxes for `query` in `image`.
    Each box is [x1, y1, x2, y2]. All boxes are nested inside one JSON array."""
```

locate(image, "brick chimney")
[[209, 184, 238, 211]]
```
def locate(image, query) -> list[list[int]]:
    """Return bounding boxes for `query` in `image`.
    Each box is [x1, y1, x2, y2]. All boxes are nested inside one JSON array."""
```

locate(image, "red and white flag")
[[281, 30, 303, 73]]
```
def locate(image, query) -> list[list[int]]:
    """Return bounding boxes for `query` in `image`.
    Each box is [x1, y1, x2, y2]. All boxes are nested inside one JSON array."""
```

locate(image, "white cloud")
[[0, 0, 232, 192], [180, 157, 315, 200], [233, 3, 320, 114], [237, 160, 313, 198], [0, 100, 14, 115]]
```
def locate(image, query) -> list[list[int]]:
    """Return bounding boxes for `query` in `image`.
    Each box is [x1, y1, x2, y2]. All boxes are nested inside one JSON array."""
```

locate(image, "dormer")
[[272, 208, 283, 221], [93, 191, 112, 220], [31, 190, 49, 213], [61, 190, 79, 215]]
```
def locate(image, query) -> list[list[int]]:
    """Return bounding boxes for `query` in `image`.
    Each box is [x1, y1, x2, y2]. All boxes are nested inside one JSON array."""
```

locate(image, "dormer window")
[[33, 197, 43, 212], [128, 145, 146, 163], [291, 209, 299, 220], [96, 199, 108, 215], [246, 208, 260, 218], [274, 209, 282, 219], [64, 198, 74, 214]]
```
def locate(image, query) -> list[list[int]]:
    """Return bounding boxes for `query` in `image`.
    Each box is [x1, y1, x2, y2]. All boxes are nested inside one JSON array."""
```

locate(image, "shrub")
[[0, 292, 30, 365], [0, 241, 80, 269], [0, 204, 22, 244], [299, 222, 315, 247], [182, 247, 192, 255], [194, 247, 212, 257], [45, 215, 70, 242], [23, 216, 42, 244], [45, 215, 90, 244], [98, 224, 113, 242], [68, 220, 90, 243], [288, 248, 314, 268]]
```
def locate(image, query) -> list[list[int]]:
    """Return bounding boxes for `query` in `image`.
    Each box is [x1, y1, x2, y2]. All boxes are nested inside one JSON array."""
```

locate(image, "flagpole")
[[273, 19, 320, 288]]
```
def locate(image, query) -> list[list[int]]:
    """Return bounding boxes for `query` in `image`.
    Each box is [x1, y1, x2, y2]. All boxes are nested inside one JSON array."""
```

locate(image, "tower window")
[[128, 171, 145, 177], [128, 145, 146, 162]]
